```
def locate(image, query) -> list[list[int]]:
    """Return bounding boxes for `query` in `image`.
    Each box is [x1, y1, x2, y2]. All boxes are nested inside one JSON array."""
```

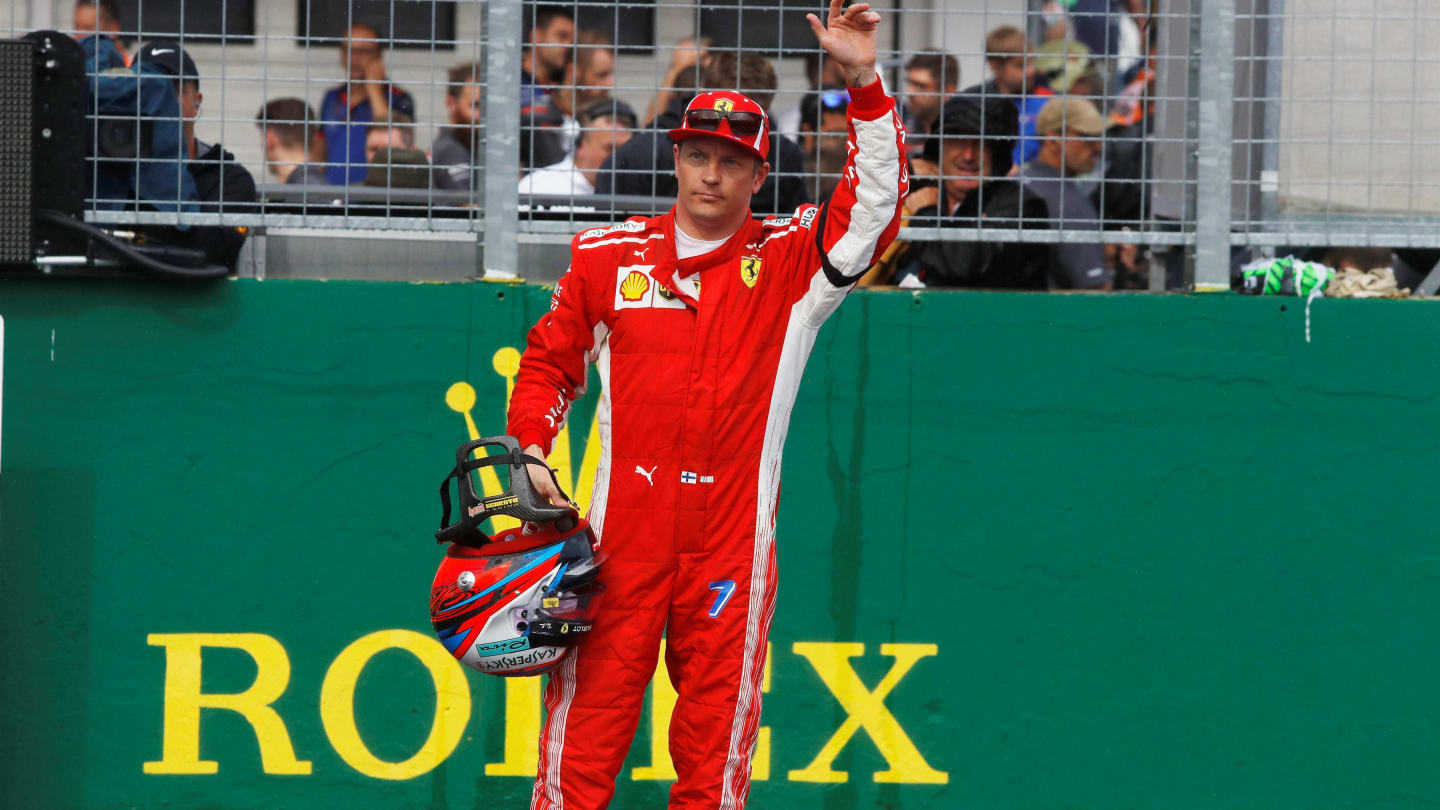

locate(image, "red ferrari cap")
[[668, 90, 771, 162]]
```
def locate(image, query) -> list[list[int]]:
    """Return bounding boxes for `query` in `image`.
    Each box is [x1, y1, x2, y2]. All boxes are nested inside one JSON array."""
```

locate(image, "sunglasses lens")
[[686, 110, 723, 130], [726, 111, 763, 136]]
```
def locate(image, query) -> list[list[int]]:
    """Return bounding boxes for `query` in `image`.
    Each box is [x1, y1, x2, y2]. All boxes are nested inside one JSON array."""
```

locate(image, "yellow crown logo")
[[620, 270, 650, 302], [444, 348, 603, 532]]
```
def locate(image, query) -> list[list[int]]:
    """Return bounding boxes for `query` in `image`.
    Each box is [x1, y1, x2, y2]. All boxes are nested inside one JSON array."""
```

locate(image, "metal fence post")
[[481, 0, 521, 279], [1260, 0, 1285, 228], [1194, 0, 1237, 292]]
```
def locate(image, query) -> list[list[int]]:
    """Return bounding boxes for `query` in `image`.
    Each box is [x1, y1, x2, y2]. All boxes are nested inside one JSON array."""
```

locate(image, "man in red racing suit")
[[506, 3, 907, 807]]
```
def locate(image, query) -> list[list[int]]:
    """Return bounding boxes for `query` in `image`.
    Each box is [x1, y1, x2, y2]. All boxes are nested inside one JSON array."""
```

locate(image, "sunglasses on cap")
[[683, 108, 766, 137]]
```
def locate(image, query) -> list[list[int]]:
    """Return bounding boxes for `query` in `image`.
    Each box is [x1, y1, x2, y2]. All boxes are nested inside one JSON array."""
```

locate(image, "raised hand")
[[806, 0, 882, 87]]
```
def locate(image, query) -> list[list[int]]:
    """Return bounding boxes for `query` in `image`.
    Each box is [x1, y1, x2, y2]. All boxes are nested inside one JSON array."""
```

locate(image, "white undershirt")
[[672, 224, 733, 300], [674, 224, 731, 259]]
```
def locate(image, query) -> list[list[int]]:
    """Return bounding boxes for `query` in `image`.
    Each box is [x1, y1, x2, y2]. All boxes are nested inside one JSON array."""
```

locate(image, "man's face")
[[989, 56, 1034, 96], [904, 68, 945, 121], [575, 115, 632, 168], [448, 84, 480, 126], [940, 137, 991, 201], [366, 128, 404, 162], [1057, 132, 1102, 175], [74, 4, 118, 34], [178, 81, 201, 127], [672, 137, 766, 223], [344, 25, 382, 79], [576, 49, 615, 107], [261, 131, 303, 176], [531, 16, 576, 76]]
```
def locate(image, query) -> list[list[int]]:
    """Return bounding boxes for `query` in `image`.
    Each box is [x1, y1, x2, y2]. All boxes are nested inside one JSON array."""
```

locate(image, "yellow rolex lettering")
[[143, 633, 311, 775], [787, 643, 947, 784], [752, 644, 773, 780], [484, 676, 544, 776], [319, 630, 470, 780]]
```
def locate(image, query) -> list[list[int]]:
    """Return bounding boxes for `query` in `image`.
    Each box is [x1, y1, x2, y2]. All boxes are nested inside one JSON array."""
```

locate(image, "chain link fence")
[[8, 0, 1436, 288]]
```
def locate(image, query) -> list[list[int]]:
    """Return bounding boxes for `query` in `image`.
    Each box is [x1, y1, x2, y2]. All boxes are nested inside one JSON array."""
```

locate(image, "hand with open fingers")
[[806, 0, 881, 87], [522, 443, 572, 509]]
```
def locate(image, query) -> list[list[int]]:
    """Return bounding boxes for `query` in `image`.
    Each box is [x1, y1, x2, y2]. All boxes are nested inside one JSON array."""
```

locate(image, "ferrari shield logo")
[[713, 97, 735, 114], [740, 256, 762, 288]]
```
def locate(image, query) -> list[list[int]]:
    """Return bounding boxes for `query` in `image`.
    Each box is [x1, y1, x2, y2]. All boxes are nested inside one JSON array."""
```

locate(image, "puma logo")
[[633, 247, 650, 261], [634, 465, 657, 486]]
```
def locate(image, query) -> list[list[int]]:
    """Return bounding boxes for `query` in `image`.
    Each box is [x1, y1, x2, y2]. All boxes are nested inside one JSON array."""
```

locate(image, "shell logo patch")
[[713, 97, 735, 113], [614, 265, 669, 309], [740, 256, 762, 288], [620, 270, 650, 302]]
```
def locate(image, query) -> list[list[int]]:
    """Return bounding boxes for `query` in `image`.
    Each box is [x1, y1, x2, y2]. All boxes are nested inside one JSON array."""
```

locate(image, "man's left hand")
[[806, 0, 881, 87]]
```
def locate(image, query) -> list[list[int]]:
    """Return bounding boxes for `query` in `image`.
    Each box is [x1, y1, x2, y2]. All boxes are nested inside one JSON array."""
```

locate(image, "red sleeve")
[[814, 75, 909, 286], [506, 244, 607, 455]]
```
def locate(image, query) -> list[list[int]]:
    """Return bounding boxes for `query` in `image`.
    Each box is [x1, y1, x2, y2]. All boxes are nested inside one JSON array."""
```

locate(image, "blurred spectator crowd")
[[70, 0, 1159, 289]]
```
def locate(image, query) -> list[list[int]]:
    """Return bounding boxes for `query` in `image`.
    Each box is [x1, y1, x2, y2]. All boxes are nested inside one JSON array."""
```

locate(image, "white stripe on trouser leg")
[[533, 652, 578, 810], [720, 297, 821, 808]]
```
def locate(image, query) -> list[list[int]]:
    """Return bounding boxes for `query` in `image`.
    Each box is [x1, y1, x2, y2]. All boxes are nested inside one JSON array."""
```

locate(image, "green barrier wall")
[[1, 278, 1437, 810]]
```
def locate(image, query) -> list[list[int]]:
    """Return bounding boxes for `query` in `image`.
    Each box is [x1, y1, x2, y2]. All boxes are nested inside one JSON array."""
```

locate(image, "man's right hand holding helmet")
[[522, 443, 573, 509]]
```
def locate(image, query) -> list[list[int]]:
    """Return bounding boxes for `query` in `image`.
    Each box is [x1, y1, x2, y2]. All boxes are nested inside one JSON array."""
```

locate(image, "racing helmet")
[[430, 435, 604, 677]]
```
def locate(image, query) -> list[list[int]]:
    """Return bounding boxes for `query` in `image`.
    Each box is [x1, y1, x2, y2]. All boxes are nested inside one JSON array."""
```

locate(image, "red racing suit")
[[506, 76, 908, 810]]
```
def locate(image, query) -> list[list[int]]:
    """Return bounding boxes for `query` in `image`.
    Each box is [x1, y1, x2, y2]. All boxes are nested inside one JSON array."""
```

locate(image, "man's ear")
[[752, 160, 770, 193]]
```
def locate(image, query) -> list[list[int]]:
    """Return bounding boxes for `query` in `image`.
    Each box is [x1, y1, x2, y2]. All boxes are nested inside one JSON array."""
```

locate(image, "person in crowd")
[[364, 112, 416, 163], [521, 5, 576, 107], [774, 50, 849, 137], [797, 87, 851, 202], [433, 61, 483, 190], [519, 100, 637, 197], [319, 23, 416, 185], [595, 52, 809, 214], [644, 37, 712, 127], [901, 52, 959, 159], [588, 64, 702, 194], [522, 30, 618, 172], [1016, 97, 1113, 289], [866, 94, 1051, 289], [966, 25, 1050, 168], [1035, 39, 1102, 100], [73, 0, 126, 59], [134, 41, 256, 268], [363, 112, 452, 189], [255, 98, 327, 185], [647, 63, 703, 130], [1042, 0, 1136, 74]]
